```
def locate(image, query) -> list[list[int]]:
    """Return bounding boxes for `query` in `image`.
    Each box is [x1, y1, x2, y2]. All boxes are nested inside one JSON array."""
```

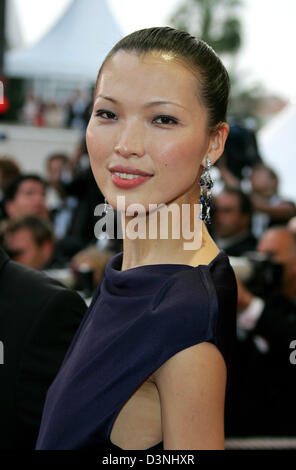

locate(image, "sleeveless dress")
[[36, 249, 237, 450]]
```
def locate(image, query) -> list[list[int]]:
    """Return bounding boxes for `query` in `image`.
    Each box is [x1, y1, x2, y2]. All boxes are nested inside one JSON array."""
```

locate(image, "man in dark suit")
[[225, 227, 296, 437], [0, 246, 87, 449], [211, 187, 257, 257]]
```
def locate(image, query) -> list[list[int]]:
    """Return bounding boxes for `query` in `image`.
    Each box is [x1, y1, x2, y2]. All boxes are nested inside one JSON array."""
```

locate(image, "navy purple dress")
[[36, 249, 237, 450]]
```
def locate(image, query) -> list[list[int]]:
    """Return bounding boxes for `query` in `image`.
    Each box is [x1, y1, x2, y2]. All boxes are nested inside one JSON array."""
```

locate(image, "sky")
[[12, 0, 296, 102]]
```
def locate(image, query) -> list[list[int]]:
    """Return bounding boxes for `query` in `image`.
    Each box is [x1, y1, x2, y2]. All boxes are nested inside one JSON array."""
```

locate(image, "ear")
[[201, 122, 229, 168]]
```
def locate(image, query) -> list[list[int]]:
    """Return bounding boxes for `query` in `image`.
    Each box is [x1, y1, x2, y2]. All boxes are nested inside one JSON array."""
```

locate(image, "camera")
[[229, 251, 284, 298]]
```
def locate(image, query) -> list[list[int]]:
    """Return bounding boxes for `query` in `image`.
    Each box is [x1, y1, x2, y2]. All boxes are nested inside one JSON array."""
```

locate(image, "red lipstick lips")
[[109, 166, 153, 189], [109, 165, 153, 176]]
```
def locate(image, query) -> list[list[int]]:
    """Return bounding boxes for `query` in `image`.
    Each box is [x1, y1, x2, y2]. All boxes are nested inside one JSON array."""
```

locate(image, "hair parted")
[[96, 26, 230, 129]]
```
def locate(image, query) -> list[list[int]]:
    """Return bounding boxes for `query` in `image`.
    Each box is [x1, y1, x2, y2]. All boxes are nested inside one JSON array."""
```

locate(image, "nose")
[[114, 121, 145, 158]]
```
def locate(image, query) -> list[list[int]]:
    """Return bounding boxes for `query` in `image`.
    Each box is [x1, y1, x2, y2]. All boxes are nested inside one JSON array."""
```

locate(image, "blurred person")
[[0, 156, 21, 193], [214, 153, 241, 189], [250, 164, 296, 239], [287, 215, 296, 234], [66, 90, 88, 131], [211, 187, 257, 256], [256, 227, 296, 299], [45, 150, 97, 255], [34, 98, 46, 127], [0, 156, 21, 221], [225, 226, 296, 437], [1, 216, 55, 270], [82, 86, 96, 131], [0, 245, 87, 449], [46, 153, 69, 197], [46, 149, 110, 261], [43, 101, 66, 128], [46, 154, 85, 261], [3, 174, 49, 221], [46, 152, 71, 214], [68, 135, 90, 171], [57, 138, 106, 247], [216, 120, 262, 182], [19, 92, 39, 126], [71, 246, 114, 293]]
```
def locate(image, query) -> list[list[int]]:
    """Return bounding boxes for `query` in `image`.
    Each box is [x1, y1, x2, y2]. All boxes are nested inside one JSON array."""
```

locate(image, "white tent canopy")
[[258, 103, 296, 201], [4, 0, 122, 82], [5, 0, 23, 50]]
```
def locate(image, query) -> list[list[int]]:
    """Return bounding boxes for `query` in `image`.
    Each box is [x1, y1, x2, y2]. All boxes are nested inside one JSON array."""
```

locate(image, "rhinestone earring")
[[199, 157, 213, 224]]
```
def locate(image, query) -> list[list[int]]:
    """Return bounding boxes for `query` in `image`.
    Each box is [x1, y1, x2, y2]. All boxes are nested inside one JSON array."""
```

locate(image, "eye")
[[153, 115, 178, 126], [95, 109, 117, 120]]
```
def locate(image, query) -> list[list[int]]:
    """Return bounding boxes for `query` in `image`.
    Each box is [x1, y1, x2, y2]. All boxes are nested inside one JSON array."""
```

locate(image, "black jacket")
[[0, 247, 87, 449], [225, 293, 296, 437]]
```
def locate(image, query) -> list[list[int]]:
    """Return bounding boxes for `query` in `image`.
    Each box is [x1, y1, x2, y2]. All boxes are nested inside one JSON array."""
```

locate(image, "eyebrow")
[[97, 94, 187, 110]]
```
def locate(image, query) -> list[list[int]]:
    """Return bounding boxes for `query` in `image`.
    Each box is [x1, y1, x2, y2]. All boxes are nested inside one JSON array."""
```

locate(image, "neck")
[[120, 193, 219, 271]]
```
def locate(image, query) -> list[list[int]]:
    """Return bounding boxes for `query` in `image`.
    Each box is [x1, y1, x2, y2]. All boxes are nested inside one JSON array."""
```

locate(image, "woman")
[[36, 27, 237, 450]]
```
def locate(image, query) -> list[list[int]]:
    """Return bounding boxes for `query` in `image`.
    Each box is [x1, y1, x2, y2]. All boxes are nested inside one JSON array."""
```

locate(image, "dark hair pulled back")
[[96, 26, 230, 130]]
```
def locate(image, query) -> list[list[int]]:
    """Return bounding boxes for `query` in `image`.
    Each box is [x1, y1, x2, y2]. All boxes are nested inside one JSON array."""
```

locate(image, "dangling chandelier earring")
[[199, 157, 213, 224]]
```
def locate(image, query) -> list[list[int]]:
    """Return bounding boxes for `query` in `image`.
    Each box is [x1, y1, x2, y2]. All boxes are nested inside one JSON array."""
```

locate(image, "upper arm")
[[153, 341, 227, 450]]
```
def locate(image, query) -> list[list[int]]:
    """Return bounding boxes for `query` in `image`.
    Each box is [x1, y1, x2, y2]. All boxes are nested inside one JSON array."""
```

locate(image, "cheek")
[[86, 121, 111, 184], [86, 122, 116, 199], [156, 134, 203, 176], [16, 196, 28, 209], [86, 120, 111, 162], [86, 123, 101, 162]]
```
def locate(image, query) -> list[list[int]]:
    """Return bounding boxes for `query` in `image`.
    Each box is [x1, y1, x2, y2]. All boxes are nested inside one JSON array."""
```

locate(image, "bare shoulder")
[[151, 341, 226, 383], [151, 342, 227, 450]]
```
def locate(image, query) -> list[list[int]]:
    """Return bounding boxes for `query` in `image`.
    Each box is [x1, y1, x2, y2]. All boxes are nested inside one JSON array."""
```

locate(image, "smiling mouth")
[[110, 171, 153, 189], [112, 171, 147, 180]]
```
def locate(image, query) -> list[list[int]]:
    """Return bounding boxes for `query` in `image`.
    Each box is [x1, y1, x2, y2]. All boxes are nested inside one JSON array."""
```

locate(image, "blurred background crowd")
[[0, 0, 296, 451], [17, 89, 93, 130]]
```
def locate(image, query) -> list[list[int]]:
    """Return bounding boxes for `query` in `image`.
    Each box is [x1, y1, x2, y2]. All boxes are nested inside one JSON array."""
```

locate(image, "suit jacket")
[[225, 293, 296, 437], [223, 233, 257, 257], [0, 247, 87, 449]]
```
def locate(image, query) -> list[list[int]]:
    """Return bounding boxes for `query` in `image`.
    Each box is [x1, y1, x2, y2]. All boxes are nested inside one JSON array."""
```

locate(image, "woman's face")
[[86, 50, 215, 212]]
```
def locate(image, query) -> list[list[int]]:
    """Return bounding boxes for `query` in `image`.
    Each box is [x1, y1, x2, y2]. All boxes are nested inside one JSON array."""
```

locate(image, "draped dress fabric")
[[36, 249, 237, 450]]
